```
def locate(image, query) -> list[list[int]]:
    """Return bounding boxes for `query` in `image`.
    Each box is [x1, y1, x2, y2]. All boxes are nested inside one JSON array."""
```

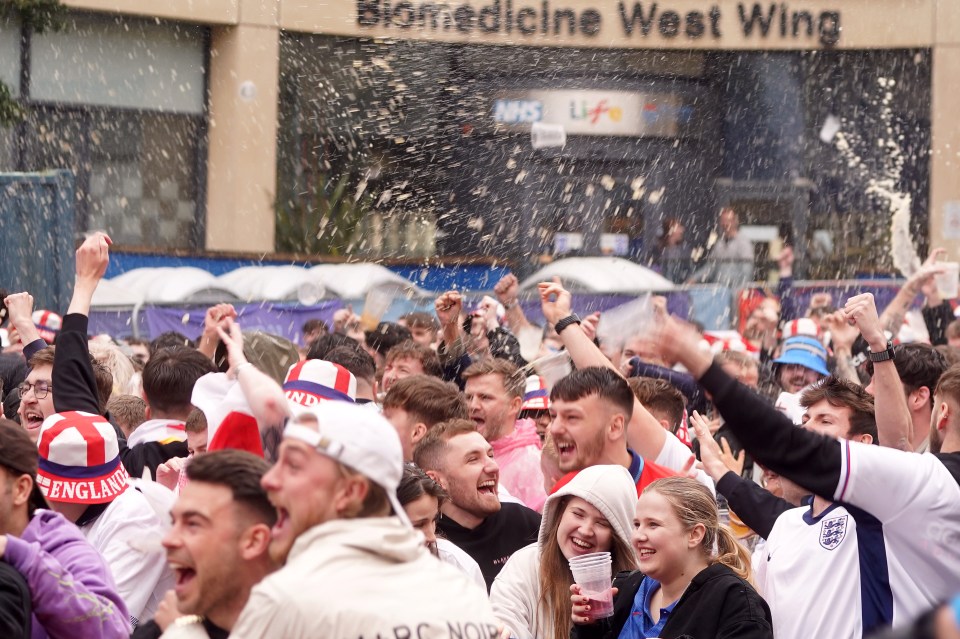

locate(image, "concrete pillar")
[[205, 3, 280, 252], [931, 2, 960, 259]]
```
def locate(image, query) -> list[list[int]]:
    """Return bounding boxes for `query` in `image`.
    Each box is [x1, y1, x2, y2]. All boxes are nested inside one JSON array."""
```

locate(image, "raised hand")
[[493, 273, 520, 306], [216, 316, 249, 375], [842, 293, 886, 350], [434, 290, 463, 328], [538, 281, 573, 326], [76, 232, 112, 284], [689, 411, 734, 482]]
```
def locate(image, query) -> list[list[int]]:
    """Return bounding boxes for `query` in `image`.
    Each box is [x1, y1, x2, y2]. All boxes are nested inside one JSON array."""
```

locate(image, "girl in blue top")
[[571, 477, 772, 639]]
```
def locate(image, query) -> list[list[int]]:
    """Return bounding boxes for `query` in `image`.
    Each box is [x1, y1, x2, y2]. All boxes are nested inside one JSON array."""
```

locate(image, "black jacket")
[[0, 562, 31, 639], [437, 501, 540, 592], [47, 316, 187, 478], [571, 563, 772, 639]]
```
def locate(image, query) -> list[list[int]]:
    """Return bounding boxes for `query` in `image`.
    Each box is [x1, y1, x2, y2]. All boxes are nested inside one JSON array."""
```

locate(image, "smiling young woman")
[[490, 465, 638, 639], [571, 477, 773, 639]]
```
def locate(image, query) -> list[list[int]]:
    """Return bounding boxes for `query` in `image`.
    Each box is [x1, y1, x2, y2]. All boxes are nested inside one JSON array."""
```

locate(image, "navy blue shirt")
[[618, 577, 678, 639]]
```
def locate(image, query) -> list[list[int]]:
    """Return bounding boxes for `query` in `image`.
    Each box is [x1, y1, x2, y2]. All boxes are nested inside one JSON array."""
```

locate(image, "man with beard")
[[232, 402, 500, 637], [414, 419, 541, 591], [772, 335, 829, 394]]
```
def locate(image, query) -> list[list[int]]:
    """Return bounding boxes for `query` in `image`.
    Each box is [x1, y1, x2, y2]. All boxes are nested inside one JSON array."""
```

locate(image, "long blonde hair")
[[537, 496, 638, 639], [643, 477, 753, 583]]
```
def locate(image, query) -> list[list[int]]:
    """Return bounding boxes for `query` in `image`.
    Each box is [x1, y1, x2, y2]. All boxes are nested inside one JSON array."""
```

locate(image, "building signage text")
[[357, 1, 842, 46]]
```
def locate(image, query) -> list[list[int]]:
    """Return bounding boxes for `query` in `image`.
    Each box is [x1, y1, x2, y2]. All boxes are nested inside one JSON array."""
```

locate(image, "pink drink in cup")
[[570, 553, 614, 620]]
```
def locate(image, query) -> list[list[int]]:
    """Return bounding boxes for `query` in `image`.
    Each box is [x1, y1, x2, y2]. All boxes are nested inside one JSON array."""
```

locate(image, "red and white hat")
[[782, 317, 822, 341], [520, 375, 550, 412], [35, 411, 129, 504], [32, 310, 62, 344], [283, 359, 357, 408]]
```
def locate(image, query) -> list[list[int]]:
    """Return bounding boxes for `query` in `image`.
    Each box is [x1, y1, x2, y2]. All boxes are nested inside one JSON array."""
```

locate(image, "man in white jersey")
[[657, 295, 960, 629], [695, 377, 886, 638]]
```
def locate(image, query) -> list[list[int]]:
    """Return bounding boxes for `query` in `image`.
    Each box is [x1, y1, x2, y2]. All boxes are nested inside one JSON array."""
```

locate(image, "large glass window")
[[7, 12, 207, 249]]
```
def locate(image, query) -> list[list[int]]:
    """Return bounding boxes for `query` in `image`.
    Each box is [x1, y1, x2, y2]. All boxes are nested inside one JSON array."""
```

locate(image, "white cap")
[[283, 400, 410, 527]]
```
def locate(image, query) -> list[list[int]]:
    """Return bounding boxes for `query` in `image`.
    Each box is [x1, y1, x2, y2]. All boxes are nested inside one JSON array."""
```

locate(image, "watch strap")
[[554, 313, 582, 334]]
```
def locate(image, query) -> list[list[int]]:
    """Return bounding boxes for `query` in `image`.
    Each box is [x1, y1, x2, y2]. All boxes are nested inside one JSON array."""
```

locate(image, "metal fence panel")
[[0, 171, 75, 313]]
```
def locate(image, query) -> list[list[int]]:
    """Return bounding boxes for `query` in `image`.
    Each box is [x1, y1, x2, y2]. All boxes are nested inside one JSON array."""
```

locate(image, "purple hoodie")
[[4, 509, 131, 639]]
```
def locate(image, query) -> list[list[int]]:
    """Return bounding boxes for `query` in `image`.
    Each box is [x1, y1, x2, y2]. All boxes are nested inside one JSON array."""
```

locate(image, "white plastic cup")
[[570, 554, 614, 620], [935, 262, 960, 300], [359, 287, 395, 332]]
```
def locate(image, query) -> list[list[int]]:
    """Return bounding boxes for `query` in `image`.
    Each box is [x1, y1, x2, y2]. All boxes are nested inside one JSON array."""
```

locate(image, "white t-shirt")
[[834, 441, 960, 626], [756, 500, 874, 639], [81, 485, 175, 627]]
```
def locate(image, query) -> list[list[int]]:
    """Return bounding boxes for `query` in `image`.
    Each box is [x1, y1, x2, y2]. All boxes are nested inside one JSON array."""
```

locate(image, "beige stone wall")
[[61, 0, 959, 255]]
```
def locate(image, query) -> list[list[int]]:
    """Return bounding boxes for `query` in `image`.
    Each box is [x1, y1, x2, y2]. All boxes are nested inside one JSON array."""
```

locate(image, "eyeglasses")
[[18, 381, 52, 399]]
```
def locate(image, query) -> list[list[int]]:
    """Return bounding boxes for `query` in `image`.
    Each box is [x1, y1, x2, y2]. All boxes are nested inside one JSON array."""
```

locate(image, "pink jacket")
[[492, 419, 546, 512]]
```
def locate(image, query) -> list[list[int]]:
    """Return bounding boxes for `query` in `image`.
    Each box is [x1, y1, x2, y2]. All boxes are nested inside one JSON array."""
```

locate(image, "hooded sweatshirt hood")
[[537, 464, 637, 553]]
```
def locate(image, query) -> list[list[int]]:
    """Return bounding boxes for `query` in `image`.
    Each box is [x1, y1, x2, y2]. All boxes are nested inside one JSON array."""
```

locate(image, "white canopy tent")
[[107, 267, 242, 304], [217, 265, 328, 304], [310, 263, 428, 299], [518, 257, 676, 294], [90, 278, 142, 308]]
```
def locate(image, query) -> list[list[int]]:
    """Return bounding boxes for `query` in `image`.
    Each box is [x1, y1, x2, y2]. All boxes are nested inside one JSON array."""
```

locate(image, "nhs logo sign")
[[493, 99, 542, 125]]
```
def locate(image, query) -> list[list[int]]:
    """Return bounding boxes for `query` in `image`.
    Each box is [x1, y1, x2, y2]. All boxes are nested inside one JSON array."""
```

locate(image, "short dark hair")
[[27, 347, 55, 369], [874, 344, 948, 407], [382, 375, 467, 428], [325, 345, 376, 383], [627, 377, 685, 432], [401, 312, 438, 332], [150, 331, 195, 354], [385, 340, 443, 379], [462, 358, 525, 399], [397, 463, 448, 507], [413, 419, 478, 473], [301, 318, 328, 336], [142, 346, 217, 413], [185, 449, 275, 525], [551, 367, 634, 422], [306, 333, 357, 361], [365, 322, 412, 358], [800, 376, 878, 444]]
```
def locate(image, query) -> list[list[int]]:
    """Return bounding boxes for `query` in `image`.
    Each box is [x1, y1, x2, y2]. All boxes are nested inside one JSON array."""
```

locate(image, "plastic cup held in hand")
[[935, 262, 960, 300], [570, 552, 614, 620]]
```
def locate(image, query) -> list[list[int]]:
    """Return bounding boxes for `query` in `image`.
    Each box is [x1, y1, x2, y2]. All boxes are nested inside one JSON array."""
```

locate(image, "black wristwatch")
[[868, 339, 896, 363], [554, 313, 582, 334]]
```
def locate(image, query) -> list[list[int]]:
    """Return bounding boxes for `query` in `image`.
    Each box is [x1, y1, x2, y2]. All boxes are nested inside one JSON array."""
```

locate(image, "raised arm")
[[196, 303, 237, 361], [654, 314, 844, 500], [217, 318, 290, 445], [494, 273, 533, 334], [538, 281, 667, 460], [53, 233, 112, 415], [844, 293, 913, 451], [878, 250, 945, 337], [822, 310, 862, 387]]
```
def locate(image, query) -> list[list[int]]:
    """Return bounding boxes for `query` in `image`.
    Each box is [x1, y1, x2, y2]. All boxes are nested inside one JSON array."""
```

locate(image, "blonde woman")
[[572, 477, 772, 639], [491, 465, 638, 639]]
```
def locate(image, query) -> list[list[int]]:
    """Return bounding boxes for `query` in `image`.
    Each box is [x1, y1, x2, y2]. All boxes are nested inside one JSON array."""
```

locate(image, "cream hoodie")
[[231, 516, 500, 639], [489, 465, 638, 639]]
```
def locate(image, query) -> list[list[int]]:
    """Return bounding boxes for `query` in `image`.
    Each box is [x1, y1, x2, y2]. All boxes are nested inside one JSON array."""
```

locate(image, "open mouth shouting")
[[20, 409, 44, 435], [170, 561, 197, 598], [477, 478, 497, 497]]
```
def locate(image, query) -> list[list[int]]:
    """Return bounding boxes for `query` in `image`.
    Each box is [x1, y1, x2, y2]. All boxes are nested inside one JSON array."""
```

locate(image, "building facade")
[[1, 0, 957, 279]]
